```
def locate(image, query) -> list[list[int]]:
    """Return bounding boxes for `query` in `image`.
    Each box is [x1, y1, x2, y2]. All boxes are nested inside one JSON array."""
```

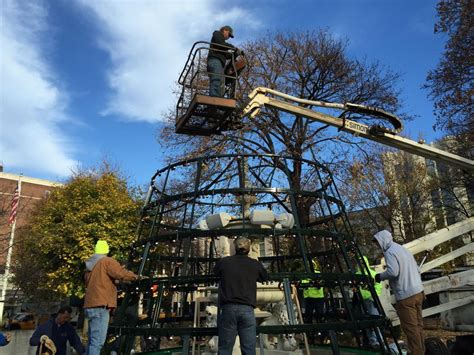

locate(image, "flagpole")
[[0, 174, 22, 324]]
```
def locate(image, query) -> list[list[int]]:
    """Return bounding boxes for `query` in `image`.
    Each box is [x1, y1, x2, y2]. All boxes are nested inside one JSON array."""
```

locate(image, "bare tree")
[[160, 30, 405, 227], [341, 149, 438, 244], [423, 0, 473, 221], [424, 0, 473, 143], [342, 147, 474, 269]]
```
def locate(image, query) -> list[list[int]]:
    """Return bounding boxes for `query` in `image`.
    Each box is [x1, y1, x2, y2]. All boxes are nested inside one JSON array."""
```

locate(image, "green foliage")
[[13, 166, 142, 299]]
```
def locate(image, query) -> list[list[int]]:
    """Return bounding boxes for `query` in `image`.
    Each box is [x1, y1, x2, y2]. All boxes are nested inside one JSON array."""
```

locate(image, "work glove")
[[40, 335, 57, 353], [374, 274, 381, 283]]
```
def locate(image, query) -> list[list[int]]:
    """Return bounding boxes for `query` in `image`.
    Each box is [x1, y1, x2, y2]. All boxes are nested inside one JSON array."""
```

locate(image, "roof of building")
[[0, 172, 63, 187]]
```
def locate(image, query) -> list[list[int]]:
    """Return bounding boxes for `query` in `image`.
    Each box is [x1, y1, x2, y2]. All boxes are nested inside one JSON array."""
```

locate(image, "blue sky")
[[1, 0, 446, 186]]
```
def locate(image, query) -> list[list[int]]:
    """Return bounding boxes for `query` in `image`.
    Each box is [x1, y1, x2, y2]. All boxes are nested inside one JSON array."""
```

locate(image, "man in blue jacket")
[[373, 230, 425, 355], [0, 332, 11, 346], [30, 306, 84, 355]]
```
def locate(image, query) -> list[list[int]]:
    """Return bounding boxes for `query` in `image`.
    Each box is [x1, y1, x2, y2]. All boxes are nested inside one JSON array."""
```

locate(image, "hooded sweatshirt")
[[374, 230, 423, 301], [84, 254, 137, 308]]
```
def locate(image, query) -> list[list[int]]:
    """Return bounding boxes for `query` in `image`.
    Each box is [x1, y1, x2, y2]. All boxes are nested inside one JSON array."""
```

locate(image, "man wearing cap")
[[213, 237, 268, 355], [84, 240, 139, 355], [207, 25, 239, 97], [373, 230, 425, 355]]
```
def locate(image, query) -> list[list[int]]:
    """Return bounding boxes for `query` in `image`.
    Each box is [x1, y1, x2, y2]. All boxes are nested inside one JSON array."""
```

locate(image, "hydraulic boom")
[[242, 87, 474, 173]]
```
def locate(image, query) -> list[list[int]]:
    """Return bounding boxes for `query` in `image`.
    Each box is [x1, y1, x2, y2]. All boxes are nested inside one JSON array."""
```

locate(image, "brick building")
[[0, 171, 62, 318]]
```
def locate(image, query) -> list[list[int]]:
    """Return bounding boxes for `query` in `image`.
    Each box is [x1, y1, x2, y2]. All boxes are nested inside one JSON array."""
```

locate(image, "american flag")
[[8, 187, 20, 225]]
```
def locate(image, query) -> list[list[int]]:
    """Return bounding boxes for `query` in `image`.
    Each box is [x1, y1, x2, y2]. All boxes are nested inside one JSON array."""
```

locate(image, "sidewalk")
[[0, 330, 35, 355]]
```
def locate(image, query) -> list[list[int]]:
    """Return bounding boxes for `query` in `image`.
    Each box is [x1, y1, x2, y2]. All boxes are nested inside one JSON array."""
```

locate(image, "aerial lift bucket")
[[175, 41, 245, 136]]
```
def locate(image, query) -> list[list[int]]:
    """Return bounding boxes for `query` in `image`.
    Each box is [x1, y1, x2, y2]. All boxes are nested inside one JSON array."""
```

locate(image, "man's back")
[[386, 242, 423, 300], [214, 254, 268, 307], [84, 255, 136, 308]]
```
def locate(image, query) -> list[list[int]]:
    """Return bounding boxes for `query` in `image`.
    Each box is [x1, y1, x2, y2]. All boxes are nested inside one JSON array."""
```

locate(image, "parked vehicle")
[[6, 313, 36, 330]]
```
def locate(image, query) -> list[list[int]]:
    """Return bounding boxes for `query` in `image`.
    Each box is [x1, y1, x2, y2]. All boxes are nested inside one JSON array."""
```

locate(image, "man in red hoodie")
[[84, 240, 138, 355]]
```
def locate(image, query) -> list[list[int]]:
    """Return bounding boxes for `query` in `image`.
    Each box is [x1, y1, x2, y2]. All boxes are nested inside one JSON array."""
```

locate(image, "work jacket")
[[213, 254, 269, 308], [84, 255, 137, 308], [0, 333, 8, 347], [208, 30, 236, 66], [302, 268, 324, 299], [374, 230, 423, 301], [356, 256, 382, 301]]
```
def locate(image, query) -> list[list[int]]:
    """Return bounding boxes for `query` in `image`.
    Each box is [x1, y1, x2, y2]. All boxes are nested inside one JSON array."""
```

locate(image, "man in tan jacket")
[[84, 240, 138, 355]]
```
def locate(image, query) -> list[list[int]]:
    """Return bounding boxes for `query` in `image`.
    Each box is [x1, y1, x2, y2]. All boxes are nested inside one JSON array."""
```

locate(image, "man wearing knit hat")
[[213, 237, 268, 354], [84, 240, 138, 355]]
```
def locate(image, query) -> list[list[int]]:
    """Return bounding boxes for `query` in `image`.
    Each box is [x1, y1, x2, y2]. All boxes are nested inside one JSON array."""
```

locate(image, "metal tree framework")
[[107, 153, 398, 354]]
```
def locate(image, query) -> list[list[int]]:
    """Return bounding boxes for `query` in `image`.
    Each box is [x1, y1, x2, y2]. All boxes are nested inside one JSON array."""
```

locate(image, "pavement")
[[0, 330, 36, 355], [0, 329, 81, 354]]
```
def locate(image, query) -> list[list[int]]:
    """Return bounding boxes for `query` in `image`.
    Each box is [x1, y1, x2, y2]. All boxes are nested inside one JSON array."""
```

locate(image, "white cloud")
[[75, 0, 260, 123], [0, 0, 78, 177]]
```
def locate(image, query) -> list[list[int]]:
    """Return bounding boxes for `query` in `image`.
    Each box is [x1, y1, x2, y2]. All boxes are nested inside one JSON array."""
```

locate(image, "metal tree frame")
[[107, 153, 399, 354]]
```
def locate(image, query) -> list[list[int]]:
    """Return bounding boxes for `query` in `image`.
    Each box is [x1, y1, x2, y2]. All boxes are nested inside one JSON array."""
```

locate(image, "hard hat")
[[95, 240, 109, 254]]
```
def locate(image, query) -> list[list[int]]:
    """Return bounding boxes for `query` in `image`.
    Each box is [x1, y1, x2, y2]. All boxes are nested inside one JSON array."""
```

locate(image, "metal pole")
[[0, 174, 22, 323]]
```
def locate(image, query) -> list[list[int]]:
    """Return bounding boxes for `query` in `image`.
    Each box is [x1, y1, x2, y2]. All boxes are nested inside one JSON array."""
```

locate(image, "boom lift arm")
[[241, 87, 474, 173], [241, 87, 474, 327]]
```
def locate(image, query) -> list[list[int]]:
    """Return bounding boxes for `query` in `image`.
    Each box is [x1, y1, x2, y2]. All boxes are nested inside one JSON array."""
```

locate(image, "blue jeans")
[[85, 307, 110, 355], [364, 299, 383, 347], [207, 57, 224, 97], [218, 303, 256, 355]]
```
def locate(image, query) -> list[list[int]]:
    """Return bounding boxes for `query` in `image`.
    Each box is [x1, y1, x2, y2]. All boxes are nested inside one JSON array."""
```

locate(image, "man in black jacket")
[[30, 306, 84, 355], [213, 237, 268, 355], [207, 25, 239, 97]]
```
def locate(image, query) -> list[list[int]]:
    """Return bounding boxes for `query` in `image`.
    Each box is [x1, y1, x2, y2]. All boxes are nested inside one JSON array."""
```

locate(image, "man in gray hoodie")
[[373, 230, 425, 355]]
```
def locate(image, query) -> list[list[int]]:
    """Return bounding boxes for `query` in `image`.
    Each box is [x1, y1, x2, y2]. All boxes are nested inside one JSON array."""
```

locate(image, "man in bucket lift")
[[207, 25, 241, 97]]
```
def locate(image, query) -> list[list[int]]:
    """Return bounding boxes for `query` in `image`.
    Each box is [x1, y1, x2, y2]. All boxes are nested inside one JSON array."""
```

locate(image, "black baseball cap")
[[221, 25, 234, 38]]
